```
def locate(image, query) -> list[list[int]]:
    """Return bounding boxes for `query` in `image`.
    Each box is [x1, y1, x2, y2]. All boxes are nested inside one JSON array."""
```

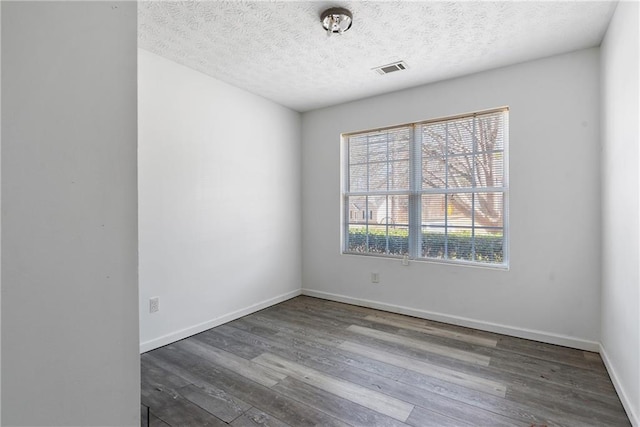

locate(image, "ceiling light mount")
[[321, 7, 353, 36]]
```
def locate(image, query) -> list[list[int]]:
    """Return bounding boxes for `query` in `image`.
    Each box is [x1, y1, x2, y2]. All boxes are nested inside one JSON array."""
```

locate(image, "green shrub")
[[347, 227, 503, 263]]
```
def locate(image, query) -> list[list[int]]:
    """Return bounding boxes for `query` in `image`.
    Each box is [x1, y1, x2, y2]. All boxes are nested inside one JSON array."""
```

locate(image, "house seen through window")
[[343, 108, 509, 267]]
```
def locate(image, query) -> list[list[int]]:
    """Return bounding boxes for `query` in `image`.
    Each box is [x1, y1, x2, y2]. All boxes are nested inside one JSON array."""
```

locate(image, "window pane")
[[446, 118, 474, 155], [475, 228, 504, 263], [448, 193, 472, 227], [349, 138, 368, 165], [388, 226, 409, 256], [447, 154, 473, 188], [368, 162, 388, 191], [476, 113, 504, 152], [348, 163, 367, 192], [422, 124, 447, 156], [422, 156, 446, 189], [366, 225, 386, 254], [422, 194, 446, 226], [474, 192, 504, 228], [366, 195, 385, 224], [422, 227, 446, 259], [368, 140, 387, 162], [347, 128, 411, 194], [346, 195, 409, 256], [345, 109, 507, 266], [388, 138, 410, 160], [347, 224, 367, 253], [379, 195, 409, 226], [447, 228, 473, 261], [365, 225, 409, 255], [346, 196, 368, 225], [474, 152, 503, 188], [388, 160, 409, 191]]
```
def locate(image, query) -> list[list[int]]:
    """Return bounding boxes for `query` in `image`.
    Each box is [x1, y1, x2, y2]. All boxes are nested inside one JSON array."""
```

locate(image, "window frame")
[[341, 107, 509, 268]]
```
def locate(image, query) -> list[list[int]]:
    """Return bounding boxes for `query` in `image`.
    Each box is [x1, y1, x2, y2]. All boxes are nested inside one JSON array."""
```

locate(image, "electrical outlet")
[[149, 297, 160, 313], [371, 272, 380, 283]]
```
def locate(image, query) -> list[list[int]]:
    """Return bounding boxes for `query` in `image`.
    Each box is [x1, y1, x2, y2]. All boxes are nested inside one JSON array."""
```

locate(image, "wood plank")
[[209, 323, 277, 356], [141, 354, 191, 390], [226, 318, 281, 337], [338, 340, 506, 397], [216, 323, 531, 426], [269, 306, 497, 369], [582, 351, 610, 374], [258, 303, 623, 408], [385, 321, 616, 395], [140, 296, 631, 426], [149, 413, 171, 427], [316, 311, 617, 406], [237, 311, 470, 376], [274, 298, 592, 373], [373, 332, 625, 418], [240, 309, 614, 427], [274, 330, 406, 380], [233, 314, 342, 347], [397, 369, 560, 426], [506, 383, 632, 426], [273, 376, 410, 426], [230, 312, 625, 425], [283, 295, 375, 317], [142, 355, 235, 425], [496, 334, 593, 370], [238, 315, 406, 380], [278, 297, 376, 323], [364, 314, 498, 347], [179, 383, 251, 423], [486, 350, 616, 395], [280, 299, 498, 351], [347, 324, 491, 366], [273, 303, 403, 334], [174, 339, 286, 387], [274, 300, 609, 389], [406, 405, 474, 427], [193, 328, 266, 360], [149, 346, 350, 427], [141, 381, 227, 427], [583, 351, 602, 362], [222, 318, 407, 381], [252, 352, 415, 422], [230, 407, 291, 427]]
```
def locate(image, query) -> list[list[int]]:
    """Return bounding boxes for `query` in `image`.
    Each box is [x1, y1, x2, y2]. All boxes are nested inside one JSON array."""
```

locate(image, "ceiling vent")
[[373, 61, 408, 75]]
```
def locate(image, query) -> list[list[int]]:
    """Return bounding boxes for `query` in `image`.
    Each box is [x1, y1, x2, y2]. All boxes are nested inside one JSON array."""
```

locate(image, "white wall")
[[1, 2, 139, 426], [600, 1, 640, 425], [0, 2, 3, 421], [138, 50, 302, 352], [302, 48, 602, 350]]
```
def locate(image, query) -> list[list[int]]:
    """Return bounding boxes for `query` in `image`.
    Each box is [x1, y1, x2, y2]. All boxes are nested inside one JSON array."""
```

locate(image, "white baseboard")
[[600, 344, 639, 427], [139, 289, 302, 353], [301, 288, 601, 352]]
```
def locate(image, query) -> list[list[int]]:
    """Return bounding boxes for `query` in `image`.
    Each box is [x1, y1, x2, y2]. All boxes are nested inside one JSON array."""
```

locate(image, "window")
[[343, 108, 508, 267]]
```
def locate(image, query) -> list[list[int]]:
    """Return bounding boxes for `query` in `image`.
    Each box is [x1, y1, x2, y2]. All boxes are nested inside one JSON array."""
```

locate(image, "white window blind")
[[343, 108, 508, 267], [344, 126, 412, 256]]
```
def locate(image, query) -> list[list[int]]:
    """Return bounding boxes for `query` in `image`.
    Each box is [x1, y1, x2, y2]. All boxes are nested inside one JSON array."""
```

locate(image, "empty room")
[[1, 1, 638, 426]]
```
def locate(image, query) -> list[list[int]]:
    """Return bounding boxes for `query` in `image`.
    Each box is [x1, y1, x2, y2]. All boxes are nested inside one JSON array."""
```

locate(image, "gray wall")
[[302, 48, 602, 350], [600, 1, 640, 424], [1, 2, 139, 425]]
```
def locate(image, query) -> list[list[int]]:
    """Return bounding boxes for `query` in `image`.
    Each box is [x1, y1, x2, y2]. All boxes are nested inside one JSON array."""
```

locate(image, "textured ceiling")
[[138, 1, 617, 112]]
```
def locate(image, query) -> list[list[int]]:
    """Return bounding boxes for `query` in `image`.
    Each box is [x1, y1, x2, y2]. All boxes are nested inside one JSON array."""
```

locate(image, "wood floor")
[[141, 296, 631, 426]]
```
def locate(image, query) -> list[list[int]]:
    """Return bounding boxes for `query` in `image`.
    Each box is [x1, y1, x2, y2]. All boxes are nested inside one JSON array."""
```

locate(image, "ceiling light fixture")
[[321, 7, 353, 36]]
